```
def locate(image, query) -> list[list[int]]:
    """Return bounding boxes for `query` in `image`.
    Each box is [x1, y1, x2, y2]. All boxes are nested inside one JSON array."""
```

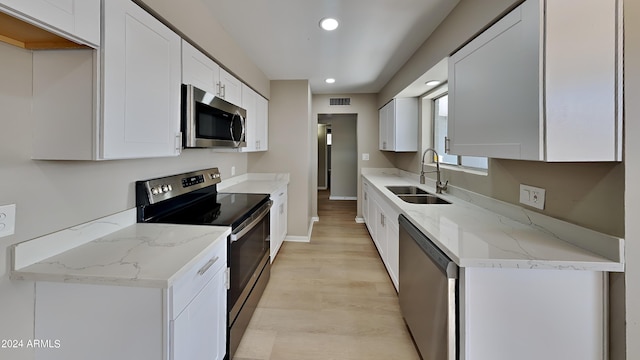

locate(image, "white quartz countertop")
[[363, 170, 624, 271], [218, 173, 289, 195], [12, 223, 230, 288]]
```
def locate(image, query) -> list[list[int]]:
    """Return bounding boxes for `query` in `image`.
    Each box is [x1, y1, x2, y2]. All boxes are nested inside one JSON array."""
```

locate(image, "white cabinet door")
[[278, 188, 287, 243], [102, 0, 182, 159], [240, 84, 269, 152], [379, 98, 418, 152], [256, 94, 269, 151], [386, 217, 399, 291], [172, 270, 226, 360], [362, 181, 370, 227], [0, 0, 100, 47], [448, 0, 620, 162], [181, 40, 220, 95], [219, 68, 242, 106], [270, 186, 287, 262], [461, 268, 606, 360], [373, 198, 386, 259], [240, 84, 258, 152]]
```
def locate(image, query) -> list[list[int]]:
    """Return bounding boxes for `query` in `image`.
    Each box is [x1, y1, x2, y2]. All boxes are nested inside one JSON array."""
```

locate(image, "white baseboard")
[[355, 217, 365, 224], [284, 217, 319, 243], [328, 196, 357, 200]]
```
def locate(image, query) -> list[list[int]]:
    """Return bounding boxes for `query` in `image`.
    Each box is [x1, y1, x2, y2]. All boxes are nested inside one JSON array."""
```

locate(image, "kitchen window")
[[429, 90, 488, 171]]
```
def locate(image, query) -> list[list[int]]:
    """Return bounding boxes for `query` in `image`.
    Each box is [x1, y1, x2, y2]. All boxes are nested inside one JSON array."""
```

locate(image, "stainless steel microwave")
[[182, 84, 247, 148]]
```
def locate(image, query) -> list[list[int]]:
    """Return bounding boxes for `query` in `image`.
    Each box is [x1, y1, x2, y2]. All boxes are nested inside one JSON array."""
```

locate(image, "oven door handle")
[[230, 200, 273, 242]]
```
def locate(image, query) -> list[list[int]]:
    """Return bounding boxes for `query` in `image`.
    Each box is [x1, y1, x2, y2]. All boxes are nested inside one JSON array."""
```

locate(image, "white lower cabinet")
[[33, 241, 227, 360], [270, 185, 288, 262], [460, 267, 606, 360], [362, 177, 399, 291]]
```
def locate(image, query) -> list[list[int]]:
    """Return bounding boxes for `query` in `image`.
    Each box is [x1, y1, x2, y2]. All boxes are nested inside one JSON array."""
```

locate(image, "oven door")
[[228, 200, 272, 321], [182, 84, 246, 148]]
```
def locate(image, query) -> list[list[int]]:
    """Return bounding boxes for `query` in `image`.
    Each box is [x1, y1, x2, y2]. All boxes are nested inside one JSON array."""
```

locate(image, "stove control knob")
[[162, 185, 169, 193], [168, 185, 173, 191], [151, 187, 159, 195]]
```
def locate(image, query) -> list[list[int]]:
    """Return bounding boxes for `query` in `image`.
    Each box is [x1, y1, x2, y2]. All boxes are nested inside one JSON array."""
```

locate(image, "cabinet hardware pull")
[[216, 82, 221, 96], [197, 256, 219, 276], [445, 136, 451, 153], [175, 133, 182, 153]]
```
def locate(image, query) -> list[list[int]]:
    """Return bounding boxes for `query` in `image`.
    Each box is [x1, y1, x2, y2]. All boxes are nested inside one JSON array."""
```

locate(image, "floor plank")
[[234, 190, 420, 360]]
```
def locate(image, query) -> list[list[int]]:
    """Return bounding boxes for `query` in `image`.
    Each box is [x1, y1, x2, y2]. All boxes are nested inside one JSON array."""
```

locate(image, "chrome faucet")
[[420, 148, 448, 194]]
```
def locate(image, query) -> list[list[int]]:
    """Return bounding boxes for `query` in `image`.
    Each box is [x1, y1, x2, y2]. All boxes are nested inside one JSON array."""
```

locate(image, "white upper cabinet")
[[31, 0, 182, 160], [0, 0, 100, 47], [448, 0, 621, 162], [181, 40, 220, 95], [101, 0, 182, 159], [181, 40, 242, 107], [219, 68, 242, 106], [240, 84, 268, 152], [379, 98, 418, 152]]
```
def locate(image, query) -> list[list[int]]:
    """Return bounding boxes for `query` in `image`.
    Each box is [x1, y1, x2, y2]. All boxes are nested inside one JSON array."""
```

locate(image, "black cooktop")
[[154, 192, 270, 228]]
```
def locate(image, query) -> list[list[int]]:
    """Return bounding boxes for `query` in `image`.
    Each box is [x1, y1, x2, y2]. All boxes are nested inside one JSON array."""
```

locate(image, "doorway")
[[317, 114, 357, 200]]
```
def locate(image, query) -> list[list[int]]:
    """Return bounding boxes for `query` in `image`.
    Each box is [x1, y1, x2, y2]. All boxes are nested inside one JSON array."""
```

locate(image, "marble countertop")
[[12, 223, 230, 288], [218, 173, 289, 195], [363, 169, 624, 271]]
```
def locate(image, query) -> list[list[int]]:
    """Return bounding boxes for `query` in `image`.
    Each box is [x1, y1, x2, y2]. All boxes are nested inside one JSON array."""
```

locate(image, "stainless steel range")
[[135, 168, 272, 359]]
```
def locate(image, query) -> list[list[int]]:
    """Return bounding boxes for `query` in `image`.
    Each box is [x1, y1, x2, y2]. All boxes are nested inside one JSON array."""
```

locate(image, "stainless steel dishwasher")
[[399, 214, 458, 360]]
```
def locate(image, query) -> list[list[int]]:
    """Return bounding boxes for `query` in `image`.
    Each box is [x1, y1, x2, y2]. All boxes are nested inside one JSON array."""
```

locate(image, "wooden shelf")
[[0, 11, 87, 49]]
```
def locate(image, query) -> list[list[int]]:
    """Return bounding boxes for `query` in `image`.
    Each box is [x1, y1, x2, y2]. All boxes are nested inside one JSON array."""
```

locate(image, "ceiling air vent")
[[329, 98, 351, 106]]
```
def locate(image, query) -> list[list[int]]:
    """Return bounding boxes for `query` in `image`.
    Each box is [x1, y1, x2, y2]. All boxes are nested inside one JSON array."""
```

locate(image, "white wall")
[[0, 41, 249, 360]]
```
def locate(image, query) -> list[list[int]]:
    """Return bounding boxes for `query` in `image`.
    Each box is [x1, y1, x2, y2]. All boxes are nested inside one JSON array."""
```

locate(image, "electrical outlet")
[[231, 166, 236, 176], [362, 153, 369, 161], [519, 184, 545, 210], [0, 204, 16, 238]]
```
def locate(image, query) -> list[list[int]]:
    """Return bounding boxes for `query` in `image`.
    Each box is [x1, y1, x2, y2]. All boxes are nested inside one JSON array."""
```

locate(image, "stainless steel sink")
[[398, 195, 451, 205], [386, 185, 451, 204], [386, 186, 430, 195]]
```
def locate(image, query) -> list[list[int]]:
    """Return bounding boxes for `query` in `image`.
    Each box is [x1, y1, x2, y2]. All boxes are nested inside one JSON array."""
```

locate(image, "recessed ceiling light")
[[425, 80, 441, 86], [320, 17, 339, 31], [325, 78, 336, 84]]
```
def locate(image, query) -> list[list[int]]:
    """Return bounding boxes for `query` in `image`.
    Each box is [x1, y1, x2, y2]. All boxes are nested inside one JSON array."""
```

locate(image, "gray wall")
[[248, 80, 313, 238], [380, 0, 630, 358], [625, 2, 639, 359], [312, 94, 395, 219], [0, 41, 249, 359], [317, 124, 328, 189], [319, 114, 358, 199]]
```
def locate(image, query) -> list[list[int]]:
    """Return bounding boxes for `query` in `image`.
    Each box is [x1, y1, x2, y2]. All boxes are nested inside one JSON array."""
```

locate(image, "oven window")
[[229, 213, 270, 309]]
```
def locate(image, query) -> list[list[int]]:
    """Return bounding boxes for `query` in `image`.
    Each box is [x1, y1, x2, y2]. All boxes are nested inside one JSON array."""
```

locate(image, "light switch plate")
[[362, 153, 369, 161], [0, 204, 16, 238], [519, 184, 545, 210]]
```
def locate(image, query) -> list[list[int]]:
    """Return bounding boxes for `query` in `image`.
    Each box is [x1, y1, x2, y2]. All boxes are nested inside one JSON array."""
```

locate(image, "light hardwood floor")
[[234, 190, 420, 360]]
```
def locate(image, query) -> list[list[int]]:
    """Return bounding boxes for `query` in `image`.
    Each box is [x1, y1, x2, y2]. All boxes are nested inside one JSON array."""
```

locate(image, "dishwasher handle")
[[399, 214, 458, 279]]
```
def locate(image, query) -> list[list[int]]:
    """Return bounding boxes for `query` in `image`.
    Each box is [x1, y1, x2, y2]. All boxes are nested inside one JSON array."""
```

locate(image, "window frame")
[[422, 85, 489, 173]]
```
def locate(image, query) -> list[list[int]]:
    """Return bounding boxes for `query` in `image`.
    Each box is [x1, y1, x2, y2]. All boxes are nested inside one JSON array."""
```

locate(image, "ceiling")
[[202, 0, 460, 94]]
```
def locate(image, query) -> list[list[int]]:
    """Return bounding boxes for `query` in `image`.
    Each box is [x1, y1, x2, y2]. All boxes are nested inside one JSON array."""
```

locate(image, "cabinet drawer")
[[171, 239, 227, 318]]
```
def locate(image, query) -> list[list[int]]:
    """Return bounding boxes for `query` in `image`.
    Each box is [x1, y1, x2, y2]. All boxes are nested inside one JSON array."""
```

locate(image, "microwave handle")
[[230, 113, 246, 148]]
